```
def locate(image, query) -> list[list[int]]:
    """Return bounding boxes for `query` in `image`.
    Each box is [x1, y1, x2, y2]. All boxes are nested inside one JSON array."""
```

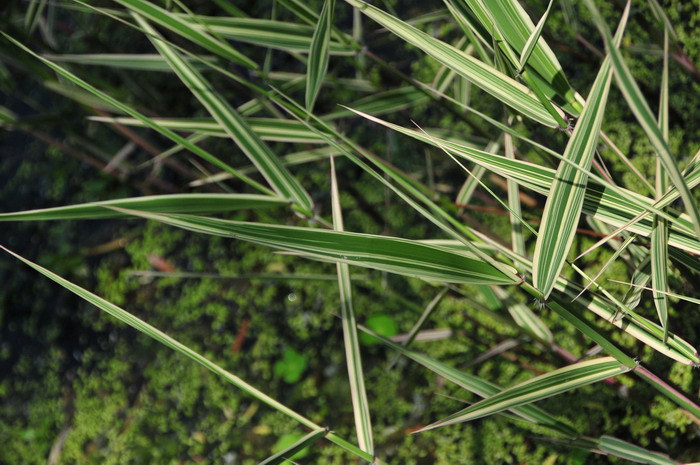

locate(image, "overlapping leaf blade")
[[330, 157, 374, 454], [651, 28, 670, 341], [519, 0, 554, 71], [359, 325, 578, 437], [259, 429, 327, 465], [185, 16, 354, 55], [420, 357, 630, 431], [457, 0, 581, 114], [0, 194, 287, 221], [91, 116, 328, 144], [346, 109, 700, 256], [1, 33, 273, 196], [344, 0, 563, 127], [134, 14, 314, 214], [112, 0, 257, 68], [109, 209, 517, 285], [531, 5, 626, 299], [585, 0, 700, 241], [306, 0, 335, 111]]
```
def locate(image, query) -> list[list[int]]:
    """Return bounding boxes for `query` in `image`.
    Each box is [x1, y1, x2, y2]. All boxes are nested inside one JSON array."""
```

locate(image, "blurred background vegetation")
[[1, 0, 700, 463]]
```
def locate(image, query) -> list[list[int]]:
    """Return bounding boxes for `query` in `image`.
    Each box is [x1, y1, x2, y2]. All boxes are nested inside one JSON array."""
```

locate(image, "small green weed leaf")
[[274, 347, 308, 383]]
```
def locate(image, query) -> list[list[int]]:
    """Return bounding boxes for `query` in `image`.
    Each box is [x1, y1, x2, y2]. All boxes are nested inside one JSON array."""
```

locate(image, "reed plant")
[[2, 0, 699, 463]]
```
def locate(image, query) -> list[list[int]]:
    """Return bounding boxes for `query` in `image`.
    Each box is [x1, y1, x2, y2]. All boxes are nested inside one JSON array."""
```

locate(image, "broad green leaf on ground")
[[112, 0, 257, 68], [419, 357, 630, 431], [90, 116, 329, 144], [532, 3, 626, 299], [585, 0, 700, 241], [110, 209, 518, 285], [344, 0, 564, 127], [0, 194, 287, 221], [134, 14, 314, 214], [330, 156, 374, 454], [0, 246, 375, 463], [306, 0, 335, 111]]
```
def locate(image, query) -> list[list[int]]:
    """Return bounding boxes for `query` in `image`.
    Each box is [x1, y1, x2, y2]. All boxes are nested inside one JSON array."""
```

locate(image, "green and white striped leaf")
[[323, 87, 428, 120], [0, 246, 321, 430], [44, 53, 214, 72], [110, 209, 518, 285], [458, 0, 582, 114], [344, 0, 563, 127], [504, 132, 525, 257], [420, 357, 630, 431], [651, 27, 670, 341], [519, 0, 554, 72], [492, 286, 553, 343], [585, 0, 700, 241], [359, 325, 578, 437], [306, 0, 335, 111], [134, 14, 314, 214], [434, 238, 698, 366], [189, 16, 354, 55], [90, 116, 329, 144], [190, 147, 337, 186], [347, 109, 700, 257], [3, 33, 272, 196], [0, 194, 286, 221], [532, 4, 626, 299], [112, 0, 257, 68], [330, 157, 373, 454], [1, 246, 375, 463], [259, 429, 327, 465], [598, 436, 678, 465]]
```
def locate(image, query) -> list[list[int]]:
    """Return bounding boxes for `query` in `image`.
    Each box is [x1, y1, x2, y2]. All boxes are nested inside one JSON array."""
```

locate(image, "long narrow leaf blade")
[[344, 0, 563, 127], [519, 0, 554, 71], [651, 27, 670, 341], [91, 116, 329, 144], [531, 4, 627, 299], [187, 16, 354, 55], [134, 14, 314, 214], [330, 157, 373, 454], [0, 194, 287, 221], [0, 246, 320, 430], [359, 325, 579, 437], [348, 108, 700, 256], [306, 0, 335, 111], [598, 436, 678, 465], [1, 33, 273, 196], [110, 209, 518, 285], [420, 357, 630, 431], [585, 0, 700, 240], [113, 0, 257, 68], [259, 429, 327, 465]]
